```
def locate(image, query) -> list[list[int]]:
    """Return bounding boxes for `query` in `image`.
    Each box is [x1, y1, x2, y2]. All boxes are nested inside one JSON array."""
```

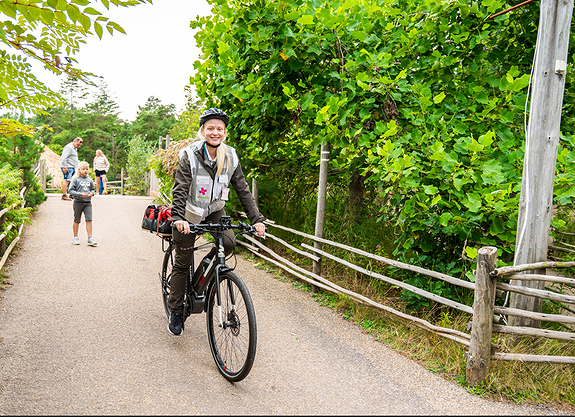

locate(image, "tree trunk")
[[510, 0, 574, 327], [346, 170, 365, 224]]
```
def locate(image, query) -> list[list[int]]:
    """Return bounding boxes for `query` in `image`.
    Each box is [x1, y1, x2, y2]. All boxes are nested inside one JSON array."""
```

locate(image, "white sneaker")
[[71, 237, 80, 245], [87, 237, 97, 246]]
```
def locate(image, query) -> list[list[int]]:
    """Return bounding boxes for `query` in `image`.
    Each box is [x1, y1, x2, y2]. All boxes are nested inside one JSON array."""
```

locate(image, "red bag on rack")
[[142, 204, 172, 235]]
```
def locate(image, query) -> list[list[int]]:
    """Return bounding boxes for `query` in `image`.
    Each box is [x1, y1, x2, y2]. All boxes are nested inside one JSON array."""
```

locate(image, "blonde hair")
[[195, 127, 232, 178], [78, 161, 89, 170], [95, 149, 104, 157]]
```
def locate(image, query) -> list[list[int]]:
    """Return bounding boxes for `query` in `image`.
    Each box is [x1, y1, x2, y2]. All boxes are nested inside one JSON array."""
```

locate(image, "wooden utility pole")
[[510, 0, 574, 327], [313, 143, 330, 278]]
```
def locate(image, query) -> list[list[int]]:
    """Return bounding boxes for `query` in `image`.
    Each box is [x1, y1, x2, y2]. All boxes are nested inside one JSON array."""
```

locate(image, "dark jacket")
[[170, 144, 265, 225]]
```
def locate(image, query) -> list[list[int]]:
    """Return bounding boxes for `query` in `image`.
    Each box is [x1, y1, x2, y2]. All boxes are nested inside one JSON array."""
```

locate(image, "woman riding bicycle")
[[167, 107, 266, 336]]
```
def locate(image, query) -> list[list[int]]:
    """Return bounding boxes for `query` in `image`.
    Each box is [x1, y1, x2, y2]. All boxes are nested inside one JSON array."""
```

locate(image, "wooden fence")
[[0, 160, 48, 270], [0, 188, 28, 272], [233, 218, 575, 387], [43, 167, 161, 197]]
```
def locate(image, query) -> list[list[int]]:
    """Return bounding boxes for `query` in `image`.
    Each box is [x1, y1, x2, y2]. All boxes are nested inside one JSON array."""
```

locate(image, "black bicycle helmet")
[[199, 108, 229, 127]]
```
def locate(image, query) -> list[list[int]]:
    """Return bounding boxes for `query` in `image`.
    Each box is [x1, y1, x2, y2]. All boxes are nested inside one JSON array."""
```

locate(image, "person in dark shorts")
[[68, 161, 97, 246], [60, 137, 83, 200], [93, 149, 110, 195]]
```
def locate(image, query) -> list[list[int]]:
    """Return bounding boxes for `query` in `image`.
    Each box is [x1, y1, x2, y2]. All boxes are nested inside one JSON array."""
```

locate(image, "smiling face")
[[202, 118, 226, 147]]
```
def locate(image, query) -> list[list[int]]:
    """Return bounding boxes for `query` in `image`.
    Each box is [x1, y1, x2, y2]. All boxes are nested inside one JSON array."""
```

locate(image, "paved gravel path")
[[0, 194, 567, 415]]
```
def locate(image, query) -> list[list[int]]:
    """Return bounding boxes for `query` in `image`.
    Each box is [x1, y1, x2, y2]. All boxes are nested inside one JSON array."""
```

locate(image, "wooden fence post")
[[121, 168, 125, 196], [0, 196, 5, 256], [39, 159, 46, 193], [466, 246, 498, 386]]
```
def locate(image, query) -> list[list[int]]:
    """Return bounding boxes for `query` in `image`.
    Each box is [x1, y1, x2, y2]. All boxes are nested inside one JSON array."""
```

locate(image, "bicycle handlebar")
[[171, 215, 259, 235]]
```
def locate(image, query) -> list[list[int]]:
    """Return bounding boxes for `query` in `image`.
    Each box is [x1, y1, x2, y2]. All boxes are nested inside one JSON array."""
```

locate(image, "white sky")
[[40, 0, 212, 122]]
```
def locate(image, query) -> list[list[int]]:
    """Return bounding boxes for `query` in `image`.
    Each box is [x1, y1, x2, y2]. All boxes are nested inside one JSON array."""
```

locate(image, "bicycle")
[[158, 215, 258, 382]]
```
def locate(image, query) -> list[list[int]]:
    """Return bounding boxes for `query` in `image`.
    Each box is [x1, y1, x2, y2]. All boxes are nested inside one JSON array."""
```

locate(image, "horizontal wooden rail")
[[301, 242, 474, 314], [493, 324, 575, 341], [493, 306, 575, 325], [496, 281, 575, 304], [266, 222, 475, 291], [493, 352, 575, 364], [549, 244, 575, 254], [501, 273, 575, 285], [491, 261, 575, 277], [266, 232, 320, 263], [0, 235, 19, 271], [239, 236, 483, 348]]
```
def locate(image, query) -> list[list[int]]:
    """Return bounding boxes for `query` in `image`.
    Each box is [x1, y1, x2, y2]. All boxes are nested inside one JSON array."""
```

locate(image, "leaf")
[[351, 30, 366, 41], [285, 10, 300, 21], [439, 212, 452, 226], [478, 130, 494, 147], [66, 4, 81, 23], [433, 92, 446, 104], [297, 15, 314, 25], [466, 138, 483, 153], [217, 41, 230, 54], [382, 119, 397, 137], [94, 21, 103, 39], [83, 7, 101, 15], [465, 246, 478, 259], [463, 192, 482, 212], [424, 185, 438, 195]]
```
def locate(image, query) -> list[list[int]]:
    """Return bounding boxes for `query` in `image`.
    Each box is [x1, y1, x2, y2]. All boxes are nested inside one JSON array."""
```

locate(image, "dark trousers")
[[167, 209, 235, 312]]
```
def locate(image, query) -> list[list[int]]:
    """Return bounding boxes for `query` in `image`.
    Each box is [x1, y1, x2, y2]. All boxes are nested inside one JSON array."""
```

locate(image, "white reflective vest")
[[180, 141, 239, 224]]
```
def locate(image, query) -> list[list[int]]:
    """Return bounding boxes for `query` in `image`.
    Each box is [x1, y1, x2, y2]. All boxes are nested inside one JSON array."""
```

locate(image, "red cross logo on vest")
[[199, 187, 207, 195]]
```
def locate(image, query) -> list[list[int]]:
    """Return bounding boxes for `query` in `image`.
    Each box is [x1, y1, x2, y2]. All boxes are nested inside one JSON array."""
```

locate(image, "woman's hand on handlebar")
[[254, 222, 265, 237], [174, 219, 191, 234]]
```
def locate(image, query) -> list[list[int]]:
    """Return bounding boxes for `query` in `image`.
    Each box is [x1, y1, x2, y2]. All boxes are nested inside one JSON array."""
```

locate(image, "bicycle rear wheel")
[[161, 243, 174, 319], [206, 271, 257, 382]]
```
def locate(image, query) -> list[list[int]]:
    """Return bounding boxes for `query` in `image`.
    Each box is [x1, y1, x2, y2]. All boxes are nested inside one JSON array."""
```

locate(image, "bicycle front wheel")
[[206, 271, 257, 382], [161, 243, 174, 319]]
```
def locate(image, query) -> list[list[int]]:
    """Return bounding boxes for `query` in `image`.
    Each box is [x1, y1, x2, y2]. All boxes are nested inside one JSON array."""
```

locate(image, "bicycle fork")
[[213, 240, 237, 329]]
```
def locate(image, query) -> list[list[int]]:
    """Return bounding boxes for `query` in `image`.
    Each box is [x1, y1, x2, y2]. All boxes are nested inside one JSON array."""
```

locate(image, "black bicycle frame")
[[211, 227, 236, 328]]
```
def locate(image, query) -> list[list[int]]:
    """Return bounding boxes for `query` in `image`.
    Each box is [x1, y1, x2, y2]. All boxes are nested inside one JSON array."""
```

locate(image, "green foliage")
[[47, 143, 63, 156], [190, 0, 575, 300], [125, 135, 152, 196], [0, 164, 33, 244], [0, 0, 152, 118], [0, 122, 47, 207], [149, 138, 194, 203], [169, 89, 204, 141], [130, 97, 177, 147]]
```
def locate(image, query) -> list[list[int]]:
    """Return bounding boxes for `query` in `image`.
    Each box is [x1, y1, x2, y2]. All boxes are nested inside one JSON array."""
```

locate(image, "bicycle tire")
[[206, 271, 257, 382], [161, 243, 174, 319]]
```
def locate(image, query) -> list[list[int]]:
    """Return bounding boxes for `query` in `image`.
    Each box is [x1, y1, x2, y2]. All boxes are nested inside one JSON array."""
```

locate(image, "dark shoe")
[[168, 311, 184, 336]]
